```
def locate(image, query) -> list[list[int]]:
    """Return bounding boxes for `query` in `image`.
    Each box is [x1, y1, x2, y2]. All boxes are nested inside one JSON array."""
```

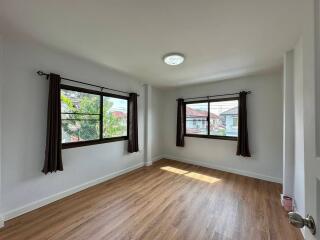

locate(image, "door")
[[306, 0, 320, 239], [288, 1, 319, 239], [302, 0, 319, 239]]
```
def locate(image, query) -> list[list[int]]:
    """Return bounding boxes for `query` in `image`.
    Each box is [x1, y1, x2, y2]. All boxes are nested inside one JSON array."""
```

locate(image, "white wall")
[[151, 86, 163, 162], [293, 38, 305, 216], [300, 3, 318, 239], [162, 73, 283, 182], [282, 50, 295, 197], [0, 35, 4, 225], [317, 0, 320, 158], [1, 36, 146, 219]]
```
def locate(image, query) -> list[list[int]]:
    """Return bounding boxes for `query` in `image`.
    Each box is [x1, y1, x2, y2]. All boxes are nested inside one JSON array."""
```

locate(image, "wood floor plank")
[[0, 159, 303, 240]]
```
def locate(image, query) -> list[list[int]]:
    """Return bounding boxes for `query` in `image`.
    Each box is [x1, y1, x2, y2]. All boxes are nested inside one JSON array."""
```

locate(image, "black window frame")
[[184, 97, 239, 141], [61, 84, 129, 149]]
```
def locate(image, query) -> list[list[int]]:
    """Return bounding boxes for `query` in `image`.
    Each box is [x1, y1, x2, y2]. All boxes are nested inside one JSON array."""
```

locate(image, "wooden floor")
[[0, 159, 302, 240]]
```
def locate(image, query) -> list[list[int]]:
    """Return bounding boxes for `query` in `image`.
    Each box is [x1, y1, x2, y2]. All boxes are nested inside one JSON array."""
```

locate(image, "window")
[[61, 85, 128, 148], [185, 98, 239, 140], [103, 96, 128, 138], [185, 102, 208, 135]]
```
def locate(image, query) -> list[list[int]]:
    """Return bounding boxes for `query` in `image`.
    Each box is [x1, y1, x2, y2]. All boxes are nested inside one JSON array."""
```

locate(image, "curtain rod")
[[177, 91, 251, 101], [37, 71, 139, 96]]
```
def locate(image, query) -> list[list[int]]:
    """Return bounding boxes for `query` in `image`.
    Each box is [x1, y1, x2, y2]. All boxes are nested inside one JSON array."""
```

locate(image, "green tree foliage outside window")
[[61, 89, 127, 143]]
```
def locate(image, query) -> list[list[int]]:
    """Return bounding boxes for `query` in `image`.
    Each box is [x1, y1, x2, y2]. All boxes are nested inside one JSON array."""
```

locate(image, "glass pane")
[[62, 118, 100, 143], [61, 113, 99, 120], [186, 102, 208, 135], [103, 97, 128, 138], [61, 89, 100, 143], [61, 89, 100, 114], [210, 100, 238, 137]]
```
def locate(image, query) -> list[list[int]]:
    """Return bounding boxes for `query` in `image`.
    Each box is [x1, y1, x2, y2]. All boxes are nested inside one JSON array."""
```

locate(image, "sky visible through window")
[[210, 100, 238, 115], [210, 100, 238, 137], [108, 98, 127, 112], [188, 100, 238, 114]]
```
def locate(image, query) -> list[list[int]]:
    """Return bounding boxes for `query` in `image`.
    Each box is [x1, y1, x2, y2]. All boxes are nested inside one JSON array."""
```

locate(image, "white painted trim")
[[3, 162, 144, 222], [145, 161, 153, 166], [152, 155, 164, 163], [163, 155, 282, 183], [300, 228, 305, 239]]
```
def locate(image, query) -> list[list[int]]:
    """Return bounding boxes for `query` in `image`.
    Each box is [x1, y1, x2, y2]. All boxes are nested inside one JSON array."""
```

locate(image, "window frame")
[[184, 97, 239, 141], [61, 84, 129, 149]]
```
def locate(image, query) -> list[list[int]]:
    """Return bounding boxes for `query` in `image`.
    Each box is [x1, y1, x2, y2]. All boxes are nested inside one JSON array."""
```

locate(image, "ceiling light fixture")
[[163, 53, 185, 66]]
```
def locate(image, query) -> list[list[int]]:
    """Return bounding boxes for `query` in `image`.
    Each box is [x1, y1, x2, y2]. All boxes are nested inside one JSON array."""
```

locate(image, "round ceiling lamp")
[[163, 53, 185, 66]]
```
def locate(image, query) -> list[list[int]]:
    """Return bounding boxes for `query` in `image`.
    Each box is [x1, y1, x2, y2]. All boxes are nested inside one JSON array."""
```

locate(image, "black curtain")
[[237, 91, 251, 157], [128, 93, 139, 153], [176, 98, 185, 147], [43, 73, 63, 174]]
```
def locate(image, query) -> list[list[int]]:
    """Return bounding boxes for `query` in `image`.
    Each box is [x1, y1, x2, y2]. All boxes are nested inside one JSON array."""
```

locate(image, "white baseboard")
[[163, 154, 282, 183], [139, 154, 164, 167], [152, 155, 164, 163], [3, 162, 144, 222]]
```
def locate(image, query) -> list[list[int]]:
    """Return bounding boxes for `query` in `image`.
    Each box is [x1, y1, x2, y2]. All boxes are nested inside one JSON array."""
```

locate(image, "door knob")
[[288, 212, 316, 235]]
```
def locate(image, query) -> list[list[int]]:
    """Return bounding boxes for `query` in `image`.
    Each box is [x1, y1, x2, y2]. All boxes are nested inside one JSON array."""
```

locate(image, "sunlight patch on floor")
[[184, 172, 220, 183], [160, 166, 189, 174], [160, 166, 221, 183]]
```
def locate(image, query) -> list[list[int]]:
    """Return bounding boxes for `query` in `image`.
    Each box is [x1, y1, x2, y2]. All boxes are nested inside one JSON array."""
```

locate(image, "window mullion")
[[100, 94, 103, 140], [207, 101, 210, 136]]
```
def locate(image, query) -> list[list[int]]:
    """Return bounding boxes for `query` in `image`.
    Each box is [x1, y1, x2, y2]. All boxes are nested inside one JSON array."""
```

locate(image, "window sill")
[[185, 134, 237, 141], [62, 136, 128, 149]]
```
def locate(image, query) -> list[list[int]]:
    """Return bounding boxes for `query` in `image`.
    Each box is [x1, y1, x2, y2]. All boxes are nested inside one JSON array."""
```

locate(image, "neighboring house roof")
[[220, 107, 238, 115], [186, 107, 219, 119], [112, 111, 127, 118]]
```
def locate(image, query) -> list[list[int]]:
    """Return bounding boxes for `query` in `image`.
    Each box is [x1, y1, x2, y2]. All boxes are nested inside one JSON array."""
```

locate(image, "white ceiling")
[[0, 0, 304, 87]]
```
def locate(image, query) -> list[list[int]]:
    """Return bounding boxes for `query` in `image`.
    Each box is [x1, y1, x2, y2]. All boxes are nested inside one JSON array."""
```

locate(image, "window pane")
[[62, 118, 99, 143], [103, 97, 128, 138], [61, 89, 100, 143], [186, 102, 208, 135], [61, 89, 100, 114], [209, 100, 238, 137]]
